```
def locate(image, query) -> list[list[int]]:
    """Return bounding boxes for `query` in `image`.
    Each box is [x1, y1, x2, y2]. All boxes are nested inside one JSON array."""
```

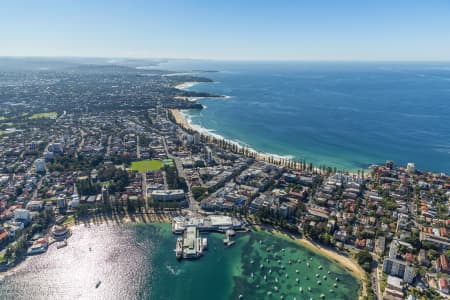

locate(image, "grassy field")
[[0, 116, 5, 121], [130, 159, 163, 172], [29, 112, 58, 119]]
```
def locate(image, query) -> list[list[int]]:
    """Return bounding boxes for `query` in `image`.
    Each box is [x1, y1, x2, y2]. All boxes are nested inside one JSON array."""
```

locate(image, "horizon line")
[[1, 55, 450, 64]]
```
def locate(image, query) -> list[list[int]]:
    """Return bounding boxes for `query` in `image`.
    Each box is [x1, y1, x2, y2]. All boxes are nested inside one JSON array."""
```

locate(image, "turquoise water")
[[137, 224, 360, 300], [0, 224, 359, 299], [161, 61, 450, 172]]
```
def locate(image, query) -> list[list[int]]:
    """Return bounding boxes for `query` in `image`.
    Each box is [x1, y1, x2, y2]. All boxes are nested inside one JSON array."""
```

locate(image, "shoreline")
[[171, 80, 369, 175], [170, 106, 365, 175], [253, 224, 367, 300], [2, 213, 366, 299], [175, 81, 200, 90]]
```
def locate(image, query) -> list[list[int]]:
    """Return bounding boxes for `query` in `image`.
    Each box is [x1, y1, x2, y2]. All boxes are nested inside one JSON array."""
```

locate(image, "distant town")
[[0, 60, 449, 300]]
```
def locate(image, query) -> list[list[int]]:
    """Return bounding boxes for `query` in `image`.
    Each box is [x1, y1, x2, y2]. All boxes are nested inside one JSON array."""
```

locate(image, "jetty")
[[223, 229, 236, 246], [176, 225, 207, 260]]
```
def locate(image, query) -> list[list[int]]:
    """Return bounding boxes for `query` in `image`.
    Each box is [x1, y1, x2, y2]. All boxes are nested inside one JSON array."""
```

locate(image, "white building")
[[14, 208, 31, 222], [406, 162, 415, 174], [193, 133, 200, 144], [383, 257, 415, 284], [389, 240, 399, 259], [48, 143, 63, 153], [151, 189, 185, 202], [35, 158, 46, 173]]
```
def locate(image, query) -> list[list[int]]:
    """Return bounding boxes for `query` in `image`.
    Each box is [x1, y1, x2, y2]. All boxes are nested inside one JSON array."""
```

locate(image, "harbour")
[[0, 223, 360, 300]]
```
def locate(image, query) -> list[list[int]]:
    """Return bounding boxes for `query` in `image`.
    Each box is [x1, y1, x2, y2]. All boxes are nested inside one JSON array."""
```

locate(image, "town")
[[0, 60, 449, 300]]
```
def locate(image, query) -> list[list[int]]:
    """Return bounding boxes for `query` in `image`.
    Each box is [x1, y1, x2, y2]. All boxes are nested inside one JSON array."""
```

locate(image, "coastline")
[[175, 81, 199, 90], [169, 106, 364, 176], [253, 224, 367, 299], [173, 80, 373, 175]]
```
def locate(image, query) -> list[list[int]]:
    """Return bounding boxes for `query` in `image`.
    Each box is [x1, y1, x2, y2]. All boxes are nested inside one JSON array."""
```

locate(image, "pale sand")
[[170, 107, 366, 177], [175, 82, 199, 90], [170, 109, 194, 131], [253, 224, 367, 299]]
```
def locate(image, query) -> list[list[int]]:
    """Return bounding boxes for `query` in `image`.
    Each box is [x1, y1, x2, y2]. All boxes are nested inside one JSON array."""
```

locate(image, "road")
[[105, 136, 112, 157], [136, 135, 141, 159], [76, 129, 86, 158], [374, 265, 382, 300], [162, 136, 199, 212], [142, 172, 148, 211]]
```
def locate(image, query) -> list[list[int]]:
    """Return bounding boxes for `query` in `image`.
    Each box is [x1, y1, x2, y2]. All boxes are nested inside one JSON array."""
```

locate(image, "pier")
[[176, 225, 207, 260]]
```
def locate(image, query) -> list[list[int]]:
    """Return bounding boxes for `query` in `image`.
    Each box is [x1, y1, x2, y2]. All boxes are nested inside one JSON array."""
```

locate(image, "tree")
[[356, 250, 373, 273]]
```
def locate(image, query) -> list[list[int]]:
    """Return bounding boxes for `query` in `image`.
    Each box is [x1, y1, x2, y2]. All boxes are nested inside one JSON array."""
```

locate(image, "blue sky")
[[1, 0, 450, 60]]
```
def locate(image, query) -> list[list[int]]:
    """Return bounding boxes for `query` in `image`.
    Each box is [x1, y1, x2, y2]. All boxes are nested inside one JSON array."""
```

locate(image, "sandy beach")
[[170, 105, 366, 177], [170, 107, 355, 174], [175, 81, 199, 90], [170, 109, 194, 131]]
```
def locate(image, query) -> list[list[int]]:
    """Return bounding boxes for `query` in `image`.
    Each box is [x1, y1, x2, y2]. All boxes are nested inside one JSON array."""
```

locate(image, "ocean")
[[0, 223, 360, 300], [162, 61, 450, 173]]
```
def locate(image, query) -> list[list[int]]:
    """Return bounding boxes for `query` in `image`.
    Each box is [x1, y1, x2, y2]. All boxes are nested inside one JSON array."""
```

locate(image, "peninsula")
[[0, 59, 449, 300]]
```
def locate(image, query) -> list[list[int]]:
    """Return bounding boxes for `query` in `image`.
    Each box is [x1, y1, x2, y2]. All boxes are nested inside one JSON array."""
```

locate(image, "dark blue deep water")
[[163, 61, 450, 173]]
